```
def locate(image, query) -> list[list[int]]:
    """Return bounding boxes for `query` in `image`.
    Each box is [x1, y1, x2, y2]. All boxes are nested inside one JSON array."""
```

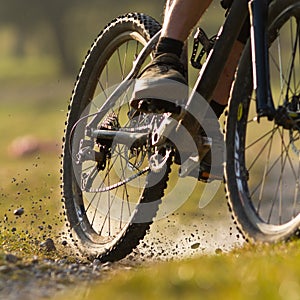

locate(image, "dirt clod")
[[5, 254, 19, 264], [40, 238, 56, 252], [191, 242, 200, 250], [13, 208, 24, 216]]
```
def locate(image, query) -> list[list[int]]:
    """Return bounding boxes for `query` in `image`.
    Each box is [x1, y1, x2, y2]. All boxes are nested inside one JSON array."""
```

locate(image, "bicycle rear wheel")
[[225, 0, 300, 242], [62, 13, 173, 262]]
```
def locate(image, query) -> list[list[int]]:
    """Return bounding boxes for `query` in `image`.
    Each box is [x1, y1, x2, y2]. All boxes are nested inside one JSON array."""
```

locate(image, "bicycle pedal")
[[191, 27, 217, 69], [137, 98, 181, 114]]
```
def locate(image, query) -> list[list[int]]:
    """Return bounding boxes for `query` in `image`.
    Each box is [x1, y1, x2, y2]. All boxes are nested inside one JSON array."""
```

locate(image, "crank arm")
[[89, 129, 150, 148]]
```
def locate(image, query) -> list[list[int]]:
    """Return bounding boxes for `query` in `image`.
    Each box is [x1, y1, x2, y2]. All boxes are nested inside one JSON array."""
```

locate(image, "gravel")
[[0, 164, 243, 300], [0, 251, 137, 300]]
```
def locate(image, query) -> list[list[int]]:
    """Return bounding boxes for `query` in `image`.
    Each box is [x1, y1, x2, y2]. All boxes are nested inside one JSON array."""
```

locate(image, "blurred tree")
[[0, 0, 164, 75]]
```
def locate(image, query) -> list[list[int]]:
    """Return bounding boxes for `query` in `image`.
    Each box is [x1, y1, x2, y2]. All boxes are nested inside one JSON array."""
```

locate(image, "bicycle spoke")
[[266, 129, 289, 224], [97, 79, 109, 100], [117, 48, 125, 80], [116, 144, 132, 223], [250, 130, 293, 198], [122, 42, 129, 80], [286, 18, 300, 99], [246, 127, 277, 171], [256, 127, 275, 214]]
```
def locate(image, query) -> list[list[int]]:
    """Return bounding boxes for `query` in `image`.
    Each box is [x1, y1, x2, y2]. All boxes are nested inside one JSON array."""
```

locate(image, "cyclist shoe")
[[130, 53, 187, 114]]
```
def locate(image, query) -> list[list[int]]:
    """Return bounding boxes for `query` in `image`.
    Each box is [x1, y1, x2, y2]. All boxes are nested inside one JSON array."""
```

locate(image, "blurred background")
[[0, 0, 165, 78], [0, 0, 166, 238], [0, 0, 232, 250], [0, 0, 223, 181]]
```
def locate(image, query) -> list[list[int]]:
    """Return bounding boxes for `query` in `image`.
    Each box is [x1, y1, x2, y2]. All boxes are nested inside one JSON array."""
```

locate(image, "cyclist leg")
[[161, 0, 212, 41], [130, 0, 212, 113]]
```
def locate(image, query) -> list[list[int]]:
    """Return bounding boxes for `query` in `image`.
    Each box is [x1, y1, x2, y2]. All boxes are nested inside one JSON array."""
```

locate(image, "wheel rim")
[[235, 8, 300, 233], [69, 29, 156, 244]]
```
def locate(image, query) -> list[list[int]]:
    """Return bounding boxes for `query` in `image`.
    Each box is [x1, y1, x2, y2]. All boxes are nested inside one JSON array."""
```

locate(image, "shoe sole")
[[130, 78, 188, 114]]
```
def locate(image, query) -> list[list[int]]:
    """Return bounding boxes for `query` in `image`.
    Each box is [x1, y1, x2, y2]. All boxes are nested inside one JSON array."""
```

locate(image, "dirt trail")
[[0, 160, 242, 300], [0, 80, 244, 299], [0, 197, 243, 300]]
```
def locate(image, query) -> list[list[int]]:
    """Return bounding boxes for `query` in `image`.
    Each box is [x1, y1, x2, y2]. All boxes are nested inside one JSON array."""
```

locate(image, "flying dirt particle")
[[40, 238, 56, 252], [5, 254, 19, 264], [191, 243, 200, 250], [14, 207, 24, 216], [215, 248, 223, 254], [31, 256, 39, 264]]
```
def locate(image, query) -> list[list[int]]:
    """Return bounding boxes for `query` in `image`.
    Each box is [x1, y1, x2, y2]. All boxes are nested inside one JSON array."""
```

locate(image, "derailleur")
[[76, 139, 107, 169]]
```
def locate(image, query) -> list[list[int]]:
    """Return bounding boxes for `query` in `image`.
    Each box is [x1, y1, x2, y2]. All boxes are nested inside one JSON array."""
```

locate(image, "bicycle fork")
[[249, 0, 275, 120], [250, 0, 300, 128]]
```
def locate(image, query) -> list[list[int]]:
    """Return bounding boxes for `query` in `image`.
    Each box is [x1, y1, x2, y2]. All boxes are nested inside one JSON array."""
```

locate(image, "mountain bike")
[[62, 0, 300, 262]]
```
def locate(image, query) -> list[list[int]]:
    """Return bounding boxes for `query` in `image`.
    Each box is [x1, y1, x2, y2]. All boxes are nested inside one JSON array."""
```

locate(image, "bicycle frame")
[[86, 0, 275, 143], [187, 0, 275, 123], [64, 2, 300, 259], [249, 0, 275, 119]]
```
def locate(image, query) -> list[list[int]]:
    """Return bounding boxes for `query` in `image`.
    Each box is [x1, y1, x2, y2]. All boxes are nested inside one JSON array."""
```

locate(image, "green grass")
[[0, 76, 71, 258], [53, 241, 300, 300]]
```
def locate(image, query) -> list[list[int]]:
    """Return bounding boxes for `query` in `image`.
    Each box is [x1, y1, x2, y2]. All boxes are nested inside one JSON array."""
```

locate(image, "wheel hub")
[[274, 95, 300, 130]]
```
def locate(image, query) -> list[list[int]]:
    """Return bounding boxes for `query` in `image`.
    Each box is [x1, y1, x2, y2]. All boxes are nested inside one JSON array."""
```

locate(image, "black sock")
[[155, 37, 184, 58], [209, 100, 227, 118]]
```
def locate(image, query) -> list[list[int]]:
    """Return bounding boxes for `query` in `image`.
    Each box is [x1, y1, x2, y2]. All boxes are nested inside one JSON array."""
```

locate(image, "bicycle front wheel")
[[225, 0, 300, 242], [62, 13, 173, 262]]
